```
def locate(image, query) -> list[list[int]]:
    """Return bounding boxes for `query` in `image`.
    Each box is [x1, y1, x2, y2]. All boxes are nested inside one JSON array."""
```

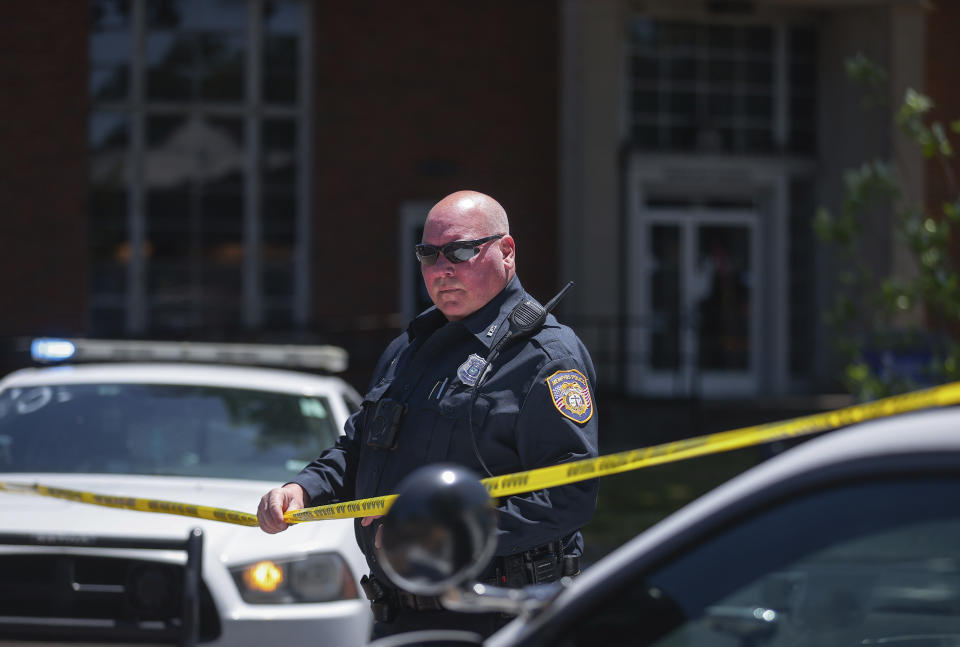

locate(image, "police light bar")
[[30, 338, 348, 373]]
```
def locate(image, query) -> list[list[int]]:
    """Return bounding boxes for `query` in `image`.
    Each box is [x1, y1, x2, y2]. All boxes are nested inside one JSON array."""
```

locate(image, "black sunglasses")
[[415, 234, 505, 266]]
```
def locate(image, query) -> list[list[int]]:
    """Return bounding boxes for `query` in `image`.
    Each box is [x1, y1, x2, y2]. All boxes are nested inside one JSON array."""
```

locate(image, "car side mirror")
[[376, 464, 498, 596]]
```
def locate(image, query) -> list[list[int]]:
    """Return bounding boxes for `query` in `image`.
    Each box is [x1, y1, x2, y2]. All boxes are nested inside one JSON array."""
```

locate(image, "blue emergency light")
[[27, 337, 348, 372], [31, 338, 77, 363]]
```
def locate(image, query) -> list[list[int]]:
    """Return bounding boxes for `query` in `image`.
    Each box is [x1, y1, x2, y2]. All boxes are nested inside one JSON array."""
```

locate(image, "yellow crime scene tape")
[[0, 480, 259, 527], [3, 380, 960, 527]]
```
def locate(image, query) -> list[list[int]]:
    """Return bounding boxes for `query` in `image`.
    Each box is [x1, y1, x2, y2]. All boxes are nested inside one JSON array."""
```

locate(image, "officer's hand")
[[361, 515, 384, 549], [258, 483, 307, 534]]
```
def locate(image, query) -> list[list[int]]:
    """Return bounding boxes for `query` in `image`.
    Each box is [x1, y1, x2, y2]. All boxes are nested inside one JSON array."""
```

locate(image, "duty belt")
[[360, 574, 443, 622], [360, 541, 580, 622], [486, 540, 580, 588]]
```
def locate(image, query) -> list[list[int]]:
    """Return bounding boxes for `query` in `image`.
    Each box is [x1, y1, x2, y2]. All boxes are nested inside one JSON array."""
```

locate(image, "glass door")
[[634, 208, 760, 397]]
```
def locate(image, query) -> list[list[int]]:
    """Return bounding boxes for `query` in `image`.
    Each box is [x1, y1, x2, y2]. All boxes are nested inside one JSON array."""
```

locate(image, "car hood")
[[0, 473, 356, 566]]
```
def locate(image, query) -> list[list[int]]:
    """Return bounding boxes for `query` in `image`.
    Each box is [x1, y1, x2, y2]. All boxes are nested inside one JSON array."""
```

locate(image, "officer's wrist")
[[281, 482, 308, 506]]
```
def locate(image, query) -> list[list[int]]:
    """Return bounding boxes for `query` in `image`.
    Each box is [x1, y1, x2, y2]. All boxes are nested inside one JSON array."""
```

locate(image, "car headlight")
[[230, 553, 359, 604]]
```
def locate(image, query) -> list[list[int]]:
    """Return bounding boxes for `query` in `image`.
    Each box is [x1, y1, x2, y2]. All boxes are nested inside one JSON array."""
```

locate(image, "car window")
[[546, 476, 960, 647], [0, 383, 340, 481]]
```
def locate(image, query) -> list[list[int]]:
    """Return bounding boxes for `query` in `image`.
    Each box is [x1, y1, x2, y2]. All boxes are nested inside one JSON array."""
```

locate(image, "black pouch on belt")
[[360, 574, 396, 622]]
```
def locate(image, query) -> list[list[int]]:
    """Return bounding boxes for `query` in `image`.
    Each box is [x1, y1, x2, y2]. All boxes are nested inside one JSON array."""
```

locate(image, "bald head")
[[427, 190, 509, 236], [420, 190, 516, 320]]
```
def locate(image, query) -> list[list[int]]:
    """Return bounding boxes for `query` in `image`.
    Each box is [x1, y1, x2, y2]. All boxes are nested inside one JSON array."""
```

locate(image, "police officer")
[[258, 190, 599, 639]]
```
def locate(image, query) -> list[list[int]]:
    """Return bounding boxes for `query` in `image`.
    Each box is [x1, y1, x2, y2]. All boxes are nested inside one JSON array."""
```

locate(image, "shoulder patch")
[[545, 369, 594, 424]]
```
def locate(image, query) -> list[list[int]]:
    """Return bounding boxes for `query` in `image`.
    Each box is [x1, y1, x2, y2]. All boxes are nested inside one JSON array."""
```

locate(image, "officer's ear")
[[499, 235, 516, 271]]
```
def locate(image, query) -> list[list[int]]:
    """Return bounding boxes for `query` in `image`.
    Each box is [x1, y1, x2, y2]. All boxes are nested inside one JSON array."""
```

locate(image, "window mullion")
[[294, 0, 314, 329], [244, 0, 263, 328], [127, 0, 147, 334], [773, 22, 788, 150]]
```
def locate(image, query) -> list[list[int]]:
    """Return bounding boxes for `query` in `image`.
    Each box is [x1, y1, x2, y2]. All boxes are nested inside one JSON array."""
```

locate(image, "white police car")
[[0, 339, 372, 646], [372, 404, 960, 647]]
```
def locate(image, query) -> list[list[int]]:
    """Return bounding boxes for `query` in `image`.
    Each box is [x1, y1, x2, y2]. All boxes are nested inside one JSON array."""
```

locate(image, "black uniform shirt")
[[292, 276, 599, 573]]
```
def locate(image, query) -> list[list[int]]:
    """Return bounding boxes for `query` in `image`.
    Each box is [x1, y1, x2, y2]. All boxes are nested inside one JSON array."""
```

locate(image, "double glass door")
[[632, 208, 760, 397]]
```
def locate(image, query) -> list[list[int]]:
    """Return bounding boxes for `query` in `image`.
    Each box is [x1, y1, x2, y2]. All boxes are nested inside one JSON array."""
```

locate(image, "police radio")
[[467, 281, 574, 477], [491, 281, 574, 363]]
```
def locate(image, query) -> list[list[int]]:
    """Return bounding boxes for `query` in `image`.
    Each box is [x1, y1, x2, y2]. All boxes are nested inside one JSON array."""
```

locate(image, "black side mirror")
[[376, 464, 497, 596]]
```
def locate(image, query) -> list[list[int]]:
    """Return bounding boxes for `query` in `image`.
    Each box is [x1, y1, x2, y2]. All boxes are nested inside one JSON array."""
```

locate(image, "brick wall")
[[925, 1, 960, 226], [311, 0, 560, 328], [0, 1, 561, 381], [923, 0, 960, 344], [0, 3, 88, 346]]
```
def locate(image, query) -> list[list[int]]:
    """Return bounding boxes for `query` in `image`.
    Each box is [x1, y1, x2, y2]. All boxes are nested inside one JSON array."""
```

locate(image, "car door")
[[516, 468, 960, 647]]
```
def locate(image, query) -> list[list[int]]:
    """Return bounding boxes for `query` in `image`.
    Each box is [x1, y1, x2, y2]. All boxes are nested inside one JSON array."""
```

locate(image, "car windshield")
[[0, 383, 340, 481]]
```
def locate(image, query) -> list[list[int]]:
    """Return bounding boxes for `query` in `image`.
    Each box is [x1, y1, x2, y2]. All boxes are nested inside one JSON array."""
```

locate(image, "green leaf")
[[904, 88, 933, 114], [932, 122, 955, 157], [944, 201, 960, 224], [821, 58, 960, 399], [813, 207, 835, 240], [846, 362, 871, 383], [945, 354, 959, 377], [921, 248, 941, 268], [845, 52, 887, 89]]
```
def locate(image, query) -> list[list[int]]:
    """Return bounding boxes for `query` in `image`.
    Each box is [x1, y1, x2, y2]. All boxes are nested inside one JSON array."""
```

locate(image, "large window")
[[627, 19, 816, 154], [88, 0, 311, 336]]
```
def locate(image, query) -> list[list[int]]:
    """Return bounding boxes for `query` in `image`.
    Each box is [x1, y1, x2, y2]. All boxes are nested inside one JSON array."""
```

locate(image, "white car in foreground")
[[483, 407, 960, 647], [0, 349, 372, 646]]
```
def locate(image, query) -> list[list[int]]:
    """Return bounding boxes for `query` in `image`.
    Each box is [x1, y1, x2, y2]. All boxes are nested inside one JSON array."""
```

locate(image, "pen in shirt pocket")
[[428, 377, 448, 400], [435, 377, 449, 400]]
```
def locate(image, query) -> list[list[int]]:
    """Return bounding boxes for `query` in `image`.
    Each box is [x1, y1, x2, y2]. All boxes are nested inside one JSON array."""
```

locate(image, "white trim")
[[771, 172, 790, 394], [560, 0, 582, 298], [626, 153, 812, 397], [399, 201, 434, 322]]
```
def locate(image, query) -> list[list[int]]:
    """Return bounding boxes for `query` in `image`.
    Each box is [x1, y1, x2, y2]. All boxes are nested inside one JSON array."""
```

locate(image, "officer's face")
[[421, 198, 515, 321]]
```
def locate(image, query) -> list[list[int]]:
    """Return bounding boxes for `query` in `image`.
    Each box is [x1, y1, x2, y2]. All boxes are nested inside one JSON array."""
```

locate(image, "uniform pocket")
[[424, 386, 492, 464]]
